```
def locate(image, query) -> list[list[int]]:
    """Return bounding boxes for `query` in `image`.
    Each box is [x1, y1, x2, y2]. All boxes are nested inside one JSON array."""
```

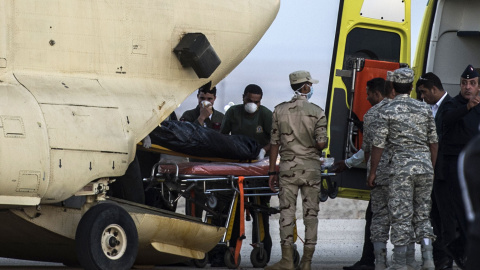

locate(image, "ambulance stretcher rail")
[[150, 161, 179, 181], [182, 176, 277, 196]]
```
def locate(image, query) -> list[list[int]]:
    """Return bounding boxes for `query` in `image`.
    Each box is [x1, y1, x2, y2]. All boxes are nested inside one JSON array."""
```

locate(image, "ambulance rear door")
[[325, 0, 411, 200]]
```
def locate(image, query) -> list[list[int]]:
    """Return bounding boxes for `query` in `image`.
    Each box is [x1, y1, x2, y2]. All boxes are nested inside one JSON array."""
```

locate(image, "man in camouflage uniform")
[[362, 76, 393, 270], [368, 68, 438, 270], [266, 70, 327, 270], [364, 75, 420, 270], [335, 77, 392, 270]]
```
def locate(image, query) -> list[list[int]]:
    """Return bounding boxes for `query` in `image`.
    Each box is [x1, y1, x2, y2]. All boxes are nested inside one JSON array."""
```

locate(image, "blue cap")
[[461, 65, 479, 79]]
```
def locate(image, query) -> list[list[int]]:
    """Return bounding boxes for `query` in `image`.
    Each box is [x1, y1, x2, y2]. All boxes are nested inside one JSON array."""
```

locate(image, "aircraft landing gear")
[[75, 203, 138, 270], [192, 253, 208, 268]]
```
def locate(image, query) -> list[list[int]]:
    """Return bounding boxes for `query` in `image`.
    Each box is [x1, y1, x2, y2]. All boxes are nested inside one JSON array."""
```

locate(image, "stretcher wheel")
[[293, 249, 300, 268], [250, 247, 268, 268], [328, 179, 338, 199], [224, 250, 241, 269], [192, 253, 208, 268], [319, 183, 329, 202], [207, 194, 218, 209]]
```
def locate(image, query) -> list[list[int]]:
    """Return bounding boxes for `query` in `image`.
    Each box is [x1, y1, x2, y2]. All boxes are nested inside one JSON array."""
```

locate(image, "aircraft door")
[[325, 0, 411, 199], [0, 83, 50, 205]]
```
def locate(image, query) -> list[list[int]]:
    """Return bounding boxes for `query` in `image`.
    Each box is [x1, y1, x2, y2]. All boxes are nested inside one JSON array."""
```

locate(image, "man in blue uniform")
[[440, 65, 480, 268]]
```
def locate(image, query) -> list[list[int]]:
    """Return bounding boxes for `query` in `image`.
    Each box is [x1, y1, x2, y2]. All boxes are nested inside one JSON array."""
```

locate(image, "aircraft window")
[[345, 28, 401, 63]]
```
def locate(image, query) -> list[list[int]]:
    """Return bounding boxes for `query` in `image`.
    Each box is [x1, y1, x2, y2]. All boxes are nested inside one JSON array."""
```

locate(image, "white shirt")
[[345, 149, 365, 168], [431, 92, 448, 117]]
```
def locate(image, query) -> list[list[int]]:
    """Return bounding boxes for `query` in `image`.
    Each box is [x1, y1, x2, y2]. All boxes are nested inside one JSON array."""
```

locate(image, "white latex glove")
[[142, 135, 152, 148], [256, 148, 266, 160]]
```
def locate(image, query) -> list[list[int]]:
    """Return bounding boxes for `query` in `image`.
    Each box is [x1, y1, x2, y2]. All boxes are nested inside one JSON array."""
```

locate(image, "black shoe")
[[446, 238, 467, 270], [435, 256, 454, 270], [343, 261, 375, 270]]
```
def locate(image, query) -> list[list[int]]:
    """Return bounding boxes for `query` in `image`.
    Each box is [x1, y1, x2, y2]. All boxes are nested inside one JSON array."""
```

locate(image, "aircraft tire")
[[75, 203, 138, 270], [250, 247, 268, 268], [192, 253, 208, 268], [224, 250, 241, 269]]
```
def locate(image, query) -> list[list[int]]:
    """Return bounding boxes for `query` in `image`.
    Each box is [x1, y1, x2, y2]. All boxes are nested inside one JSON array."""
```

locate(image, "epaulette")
[[274, 101, 289, 108]]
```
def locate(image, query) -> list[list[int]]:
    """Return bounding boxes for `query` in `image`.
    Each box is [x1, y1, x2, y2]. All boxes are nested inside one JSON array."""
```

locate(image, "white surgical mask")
[[244, 102, 258, 114], [201, 100, 212, 108]]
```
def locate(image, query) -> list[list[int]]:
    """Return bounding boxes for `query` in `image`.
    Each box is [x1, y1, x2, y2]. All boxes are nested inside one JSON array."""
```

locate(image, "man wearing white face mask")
[[221, 84, 272, 158], [220, 83, 273, 262], [180, 82, 224, 130]]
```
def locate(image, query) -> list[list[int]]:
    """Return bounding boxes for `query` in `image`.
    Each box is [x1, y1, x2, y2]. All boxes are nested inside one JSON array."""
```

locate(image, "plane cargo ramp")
[[0, 199, 225, 267]]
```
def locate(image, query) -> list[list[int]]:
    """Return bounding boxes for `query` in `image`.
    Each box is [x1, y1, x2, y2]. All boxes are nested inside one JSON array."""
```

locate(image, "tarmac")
[[0, 197, 461, 269]]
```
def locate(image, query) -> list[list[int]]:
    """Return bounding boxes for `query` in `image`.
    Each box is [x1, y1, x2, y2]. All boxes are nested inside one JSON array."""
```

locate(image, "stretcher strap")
[[257, 196, 265, 241], [234, 176, 245, 266]]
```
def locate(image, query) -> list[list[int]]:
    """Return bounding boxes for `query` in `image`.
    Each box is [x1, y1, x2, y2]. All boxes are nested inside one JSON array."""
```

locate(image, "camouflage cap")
[[289, 70, 319, 84], [392, 67, 414, 83], [386, 71, 394, 82]]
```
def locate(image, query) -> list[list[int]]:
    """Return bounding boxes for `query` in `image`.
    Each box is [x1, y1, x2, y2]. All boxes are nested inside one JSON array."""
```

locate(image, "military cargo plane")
[[0, 0, 279, 269]]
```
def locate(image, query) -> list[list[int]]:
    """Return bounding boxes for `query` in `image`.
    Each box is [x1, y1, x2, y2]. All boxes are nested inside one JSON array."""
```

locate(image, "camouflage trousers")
[[278, 169, 321, 248], [389, 173, 435, 246], [370, 185, 390, 242]]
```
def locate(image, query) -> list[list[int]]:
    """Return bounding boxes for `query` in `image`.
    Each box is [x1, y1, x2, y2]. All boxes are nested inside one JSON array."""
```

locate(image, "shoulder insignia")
[[274, 101, 289, 108]]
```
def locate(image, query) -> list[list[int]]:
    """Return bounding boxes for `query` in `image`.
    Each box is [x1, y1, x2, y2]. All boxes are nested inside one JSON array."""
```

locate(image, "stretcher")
[[140, 144, 336, 268], [144, 159, 276, 268]]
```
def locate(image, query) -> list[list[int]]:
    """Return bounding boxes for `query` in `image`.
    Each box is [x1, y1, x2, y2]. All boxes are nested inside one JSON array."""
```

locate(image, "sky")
[[175, 0, 429, 117]]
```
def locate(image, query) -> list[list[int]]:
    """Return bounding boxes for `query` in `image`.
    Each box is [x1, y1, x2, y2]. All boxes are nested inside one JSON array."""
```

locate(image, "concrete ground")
[[0, 198, 460, 269]]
